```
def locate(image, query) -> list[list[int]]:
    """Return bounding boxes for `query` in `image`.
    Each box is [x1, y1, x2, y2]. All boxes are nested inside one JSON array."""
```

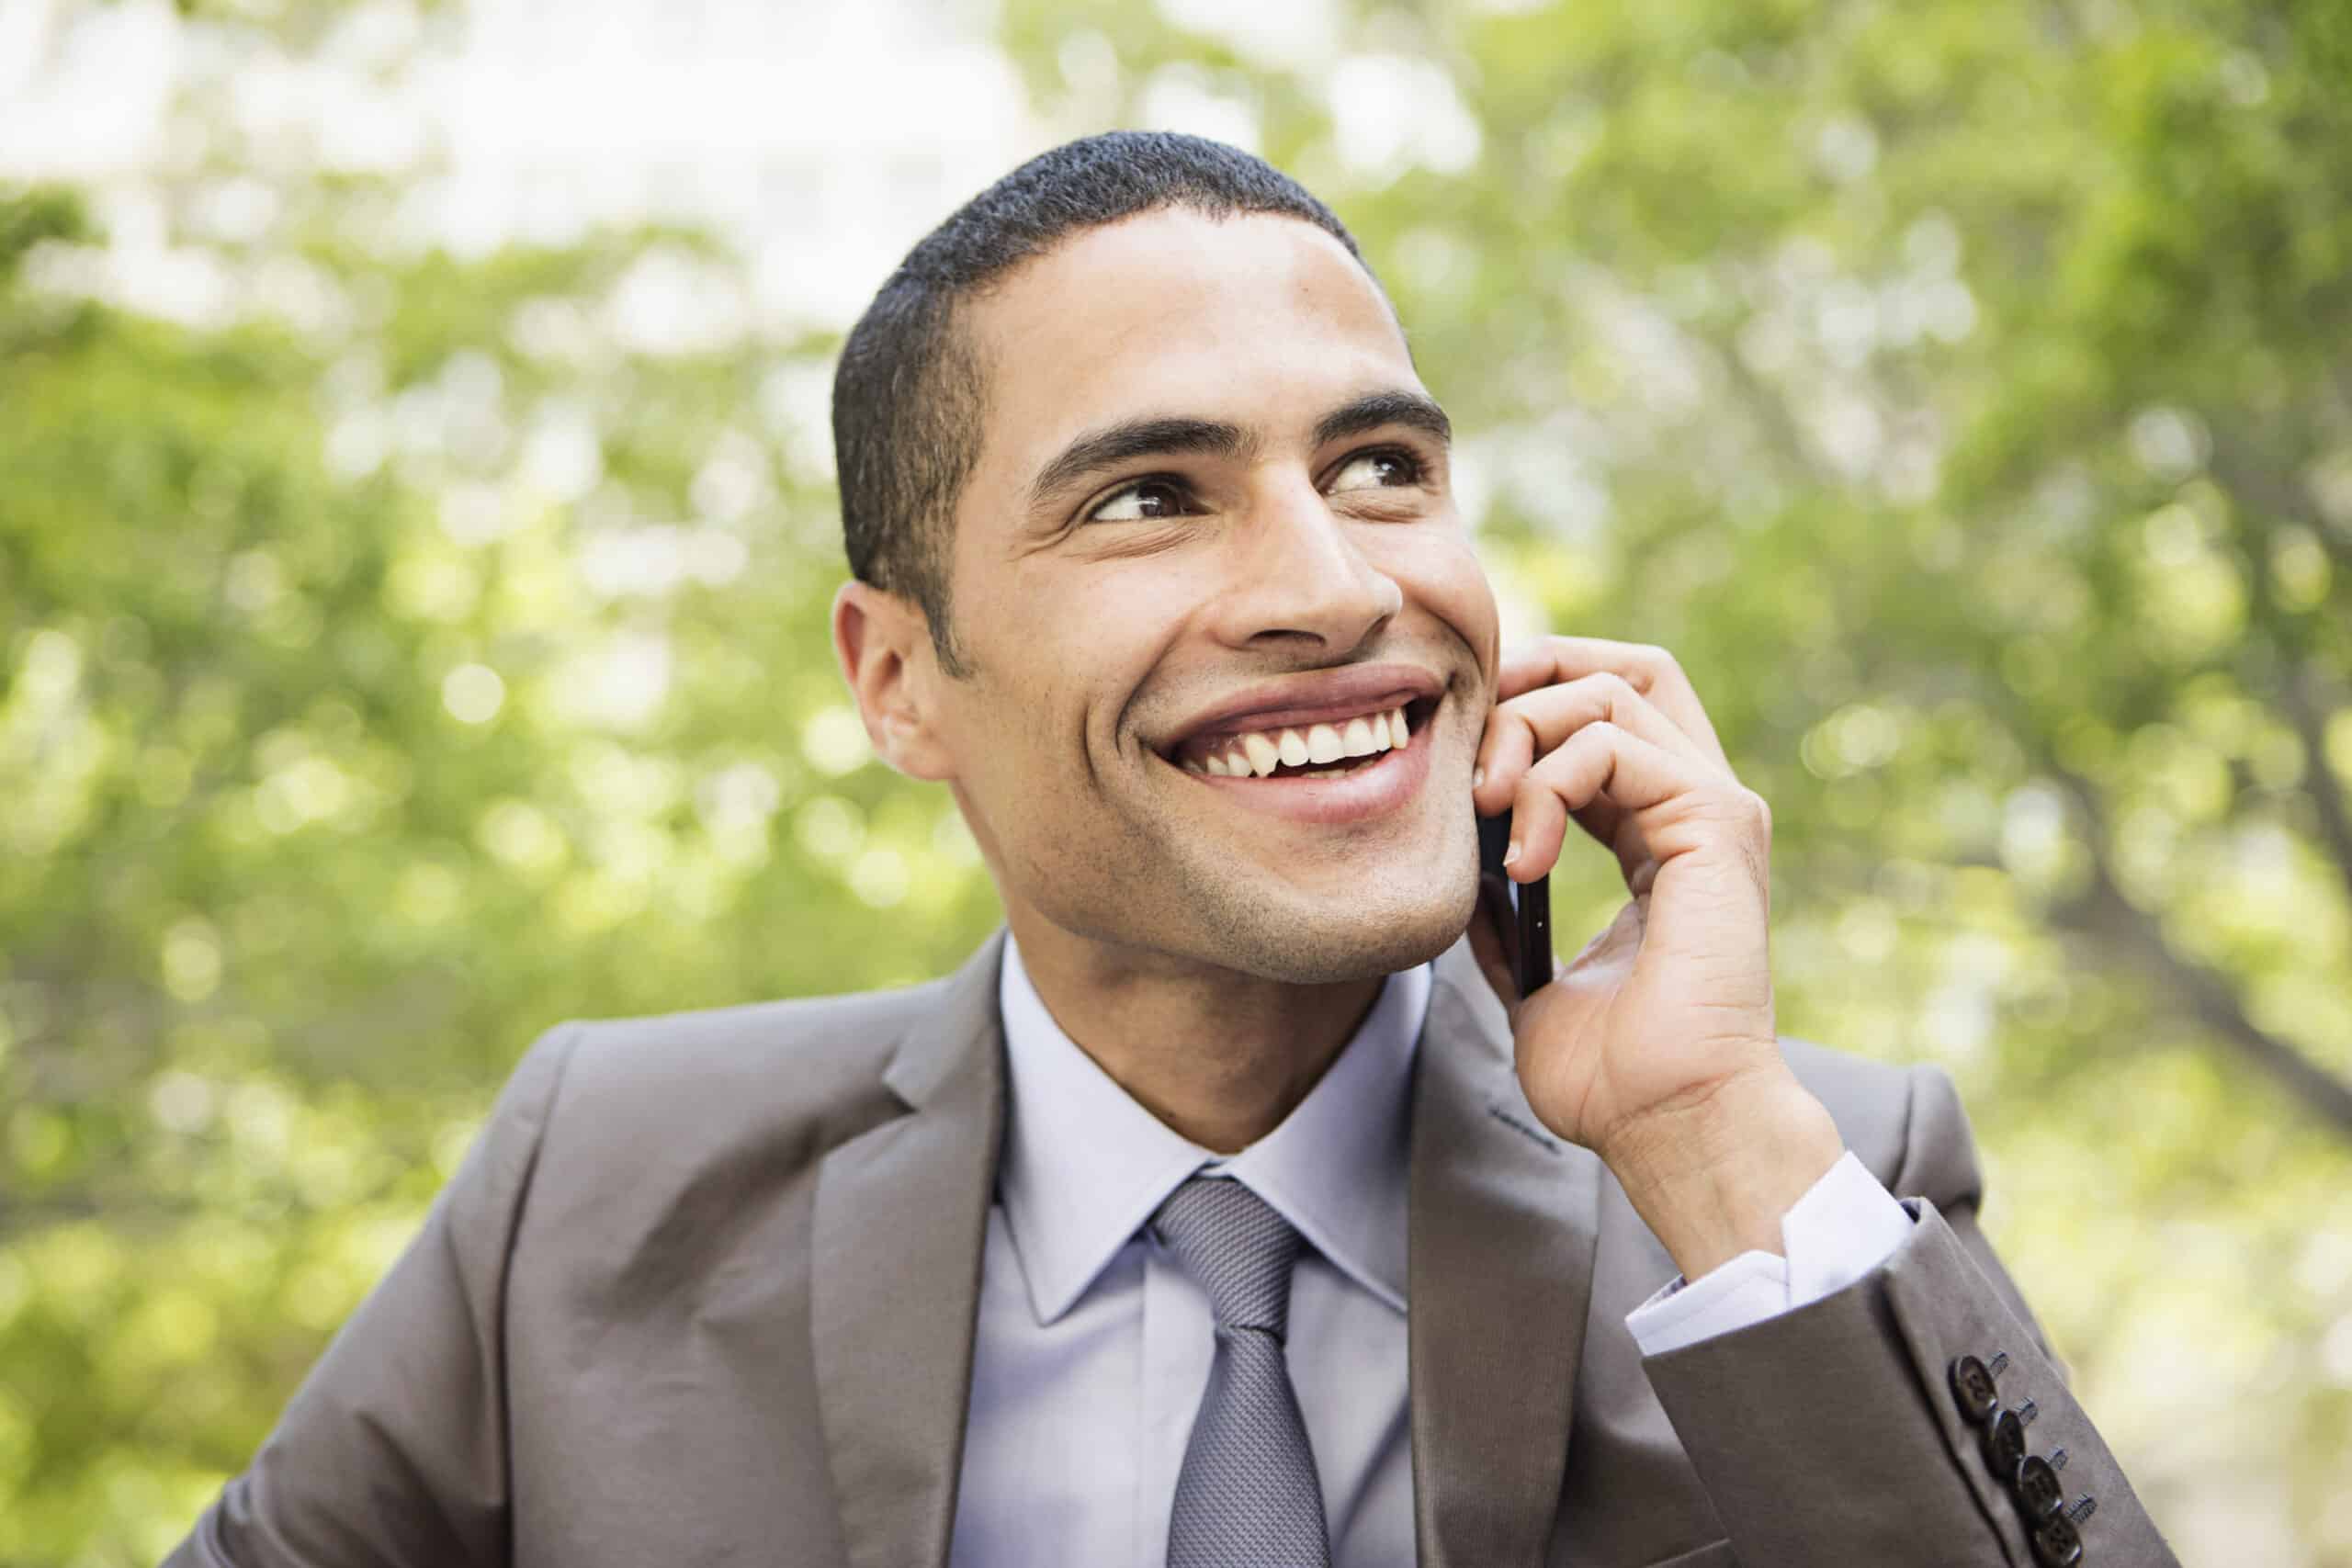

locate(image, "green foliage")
[[4, 0, 2351, 1562], [0, 184, 1001, 1561], [0, 188, 88, 279]]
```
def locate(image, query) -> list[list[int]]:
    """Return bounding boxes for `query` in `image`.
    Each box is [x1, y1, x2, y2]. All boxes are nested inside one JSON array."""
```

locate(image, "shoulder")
[[465, 975, 983, 1306], [1776, 1034, 1981, 1203], [518, 971, 967, 1154]]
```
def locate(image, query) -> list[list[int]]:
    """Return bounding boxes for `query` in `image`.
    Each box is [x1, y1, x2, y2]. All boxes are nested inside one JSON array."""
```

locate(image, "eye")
[[1086, 478, 1193, 524], [1327, 448, 1424, 493]]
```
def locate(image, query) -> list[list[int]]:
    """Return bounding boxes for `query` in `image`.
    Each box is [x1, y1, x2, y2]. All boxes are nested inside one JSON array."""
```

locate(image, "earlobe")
[[831, 580, 957, 782]]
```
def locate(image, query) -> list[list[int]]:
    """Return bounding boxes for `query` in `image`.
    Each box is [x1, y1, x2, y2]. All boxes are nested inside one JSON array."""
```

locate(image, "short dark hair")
[[831, 130, 1377, 677]]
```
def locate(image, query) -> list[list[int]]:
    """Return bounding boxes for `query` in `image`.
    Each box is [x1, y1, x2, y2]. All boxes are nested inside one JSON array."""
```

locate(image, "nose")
[[1207, 474, 1403, 654]]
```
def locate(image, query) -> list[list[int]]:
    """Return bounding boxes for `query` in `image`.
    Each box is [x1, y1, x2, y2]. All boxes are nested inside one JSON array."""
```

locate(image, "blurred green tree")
[[0, 175, 1001, 1560], [2, 0, 2348, 1562]]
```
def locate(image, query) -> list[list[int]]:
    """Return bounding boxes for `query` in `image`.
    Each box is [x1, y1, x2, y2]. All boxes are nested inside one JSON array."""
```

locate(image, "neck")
[[1006, 914, 1388, 1155]]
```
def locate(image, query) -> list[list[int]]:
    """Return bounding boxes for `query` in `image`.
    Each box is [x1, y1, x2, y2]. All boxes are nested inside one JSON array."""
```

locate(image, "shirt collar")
[[995, 931, 1428, 1325]]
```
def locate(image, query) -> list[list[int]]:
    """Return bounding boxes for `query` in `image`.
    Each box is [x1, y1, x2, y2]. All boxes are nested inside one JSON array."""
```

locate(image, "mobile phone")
[[1477, 811, 1552, 998]]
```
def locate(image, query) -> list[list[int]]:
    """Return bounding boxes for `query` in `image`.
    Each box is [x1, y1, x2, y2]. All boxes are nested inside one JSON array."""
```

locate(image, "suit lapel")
[[811, 931, 1007, 1568], [1409, 937, 1604, 1568]]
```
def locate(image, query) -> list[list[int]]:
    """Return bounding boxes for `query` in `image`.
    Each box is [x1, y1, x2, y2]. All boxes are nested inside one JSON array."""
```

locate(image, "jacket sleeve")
[[161, 1024, 582, 1568], [1637, 1063, 2178, 1568]]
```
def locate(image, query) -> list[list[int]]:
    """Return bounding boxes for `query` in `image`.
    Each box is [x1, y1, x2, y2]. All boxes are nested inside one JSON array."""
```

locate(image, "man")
[[168, 131, 2175, 1567]]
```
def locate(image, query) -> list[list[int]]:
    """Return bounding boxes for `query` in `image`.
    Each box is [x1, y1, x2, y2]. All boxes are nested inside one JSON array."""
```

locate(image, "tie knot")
[[1151, 1176, 1303, 1337]]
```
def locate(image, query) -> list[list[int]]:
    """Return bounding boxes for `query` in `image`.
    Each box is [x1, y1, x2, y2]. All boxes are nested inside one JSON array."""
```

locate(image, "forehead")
[[957, 209, 1419, 494]]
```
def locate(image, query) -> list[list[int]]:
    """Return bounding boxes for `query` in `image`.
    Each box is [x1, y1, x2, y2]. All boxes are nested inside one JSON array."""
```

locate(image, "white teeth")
[[1184, 703, 1419, 778]]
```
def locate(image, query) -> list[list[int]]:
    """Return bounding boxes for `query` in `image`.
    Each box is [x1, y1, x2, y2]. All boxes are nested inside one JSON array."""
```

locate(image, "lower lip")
[[1168, 711, 1436, 826]]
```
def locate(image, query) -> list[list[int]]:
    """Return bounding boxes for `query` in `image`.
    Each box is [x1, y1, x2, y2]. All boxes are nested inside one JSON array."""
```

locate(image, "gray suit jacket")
[[167, 931, 2175, 1567]]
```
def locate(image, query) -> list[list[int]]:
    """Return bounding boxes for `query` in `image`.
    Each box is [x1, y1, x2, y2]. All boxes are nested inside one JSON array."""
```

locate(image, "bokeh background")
[[4, 0, 2350, 1561]]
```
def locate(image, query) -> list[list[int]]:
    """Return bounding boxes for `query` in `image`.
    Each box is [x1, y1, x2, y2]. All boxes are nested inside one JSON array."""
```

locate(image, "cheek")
[[1375, 529, 1499, 671], [959, 571, 1174, 773]]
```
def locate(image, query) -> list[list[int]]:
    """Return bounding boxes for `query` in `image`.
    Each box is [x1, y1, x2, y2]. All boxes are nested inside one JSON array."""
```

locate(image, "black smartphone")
[[1477, 811, 1552, 998]]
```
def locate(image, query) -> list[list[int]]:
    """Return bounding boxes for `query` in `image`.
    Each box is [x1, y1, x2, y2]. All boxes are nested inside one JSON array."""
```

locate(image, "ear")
[[831, 578, 957, 782]]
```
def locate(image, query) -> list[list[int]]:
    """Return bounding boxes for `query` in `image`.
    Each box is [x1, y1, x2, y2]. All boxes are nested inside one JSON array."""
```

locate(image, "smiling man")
[[168, 132, 2176, 1568]]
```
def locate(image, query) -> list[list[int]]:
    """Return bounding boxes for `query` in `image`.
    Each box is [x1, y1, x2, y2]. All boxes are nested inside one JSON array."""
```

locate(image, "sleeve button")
[[2030, 1516, 2085, 1567], [1949, 1354, 2000, 1424], [2015, 1454, 2066, 1522], [1984, 1406, 2030, 1473]]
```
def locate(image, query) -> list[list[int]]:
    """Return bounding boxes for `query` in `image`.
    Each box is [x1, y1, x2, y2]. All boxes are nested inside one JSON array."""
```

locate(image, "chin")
[[1217, 869, 1482, 985]]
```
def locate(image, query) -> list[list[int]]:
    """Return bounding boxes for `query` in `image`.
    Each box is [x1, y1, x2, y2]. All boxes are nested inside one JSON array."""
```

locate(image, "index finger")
[[1496, 637, 1734, 773]]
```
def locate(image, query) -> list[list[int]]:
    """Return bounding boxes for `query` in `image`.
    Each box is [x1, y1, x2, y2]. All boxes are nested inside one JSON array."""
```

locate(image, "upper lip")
[[1155, 662, 1447, 757]]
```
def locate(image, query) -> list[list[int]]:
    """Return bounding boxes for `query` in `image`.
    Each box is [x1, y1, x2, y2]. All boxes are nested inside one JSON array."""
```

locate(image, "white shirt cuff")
[[1623, 1149, 1916, 1358]]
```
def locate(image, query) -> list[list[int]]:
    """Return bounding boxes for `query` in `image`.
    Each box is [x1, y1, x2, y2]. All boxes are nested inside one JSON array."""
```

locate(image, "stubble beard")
[[1113, 803, 1485, 985]]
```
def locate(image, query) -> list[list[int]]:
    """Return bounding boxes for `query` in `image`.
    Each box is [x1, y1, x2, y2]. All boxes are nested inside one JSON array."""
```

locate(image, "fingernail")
[[1472, 766, 1485, 789], [1502, 841, 1521, 866]]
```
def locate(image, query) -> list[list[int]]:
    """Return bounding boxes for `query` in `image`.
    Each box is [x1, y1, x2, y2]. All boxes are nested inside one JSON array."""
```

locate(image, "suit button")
[[1949, 1355, 2000, 1424], [2015, 1454, 2066, 1522], [2030, 1516, 2085, 1567], [1984, 1406, 2030, 1473]]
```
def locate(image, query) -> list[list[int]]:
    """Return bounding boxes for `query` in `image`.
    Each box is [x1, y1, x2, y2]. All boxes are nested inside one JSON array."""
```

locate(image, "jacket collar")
[[810, 930, 1008, 1568], [1408, 935, 1605, 1567]]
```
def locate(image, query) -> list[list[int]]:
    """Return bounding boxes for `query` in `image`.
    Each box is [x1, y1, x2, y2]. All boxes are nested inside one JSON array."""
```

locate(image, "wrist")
[[1600, 1066, 1843, 1282]]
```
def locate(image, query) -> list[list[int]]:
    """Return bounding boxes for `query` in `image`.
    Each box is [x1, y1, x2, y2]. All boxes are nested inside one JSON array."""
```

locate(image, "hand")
[[1468, 637, 1840, 1278]]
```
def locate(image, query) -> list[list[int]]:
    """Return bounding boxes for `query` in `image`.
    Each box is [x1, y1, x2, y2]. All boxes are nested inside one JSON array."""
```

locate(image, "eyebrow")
[[1312, 389, 1453, 453], [1023, 388, 1454, 513], [1026, 416, 1257, 512]]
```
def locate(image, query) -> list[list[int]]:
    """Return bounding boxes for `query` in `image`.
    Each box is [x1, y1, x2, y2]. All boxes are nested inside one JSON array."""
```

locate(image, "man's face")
[[927, 208, 1499, 984]]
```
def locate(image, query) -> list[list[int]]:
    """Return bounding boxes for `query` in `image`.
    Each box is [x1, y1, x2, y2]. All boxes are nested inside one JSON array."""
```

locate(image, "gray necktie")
[[1154, 1175, 1332, 1568]]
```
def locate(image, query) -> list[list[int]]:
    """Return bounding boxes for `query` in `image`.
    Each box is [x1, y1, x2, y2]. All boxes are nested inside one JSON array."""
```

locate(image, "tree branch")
[[2279, 660, 2352, 911], [2198, 423, 2352, 908], [2207, 423, 2352, 593], [2045, 767, 2352, 1136]]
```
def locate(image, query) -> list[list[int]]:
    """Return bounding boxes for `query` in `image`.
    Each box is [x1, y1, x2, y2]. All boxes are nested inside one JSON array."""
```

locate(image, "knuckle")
[[1633, 643, 1679, 682], [1527, 736, 1576, 778], [1585, 670, 1639, 706]]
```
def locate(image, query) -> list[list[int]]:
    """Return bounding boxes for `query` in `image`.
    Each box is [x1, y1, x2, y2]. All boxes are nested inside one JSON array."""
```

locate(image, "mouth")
[[1157, 694, 1444, 780], [1149, 692, 1446, 829]]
